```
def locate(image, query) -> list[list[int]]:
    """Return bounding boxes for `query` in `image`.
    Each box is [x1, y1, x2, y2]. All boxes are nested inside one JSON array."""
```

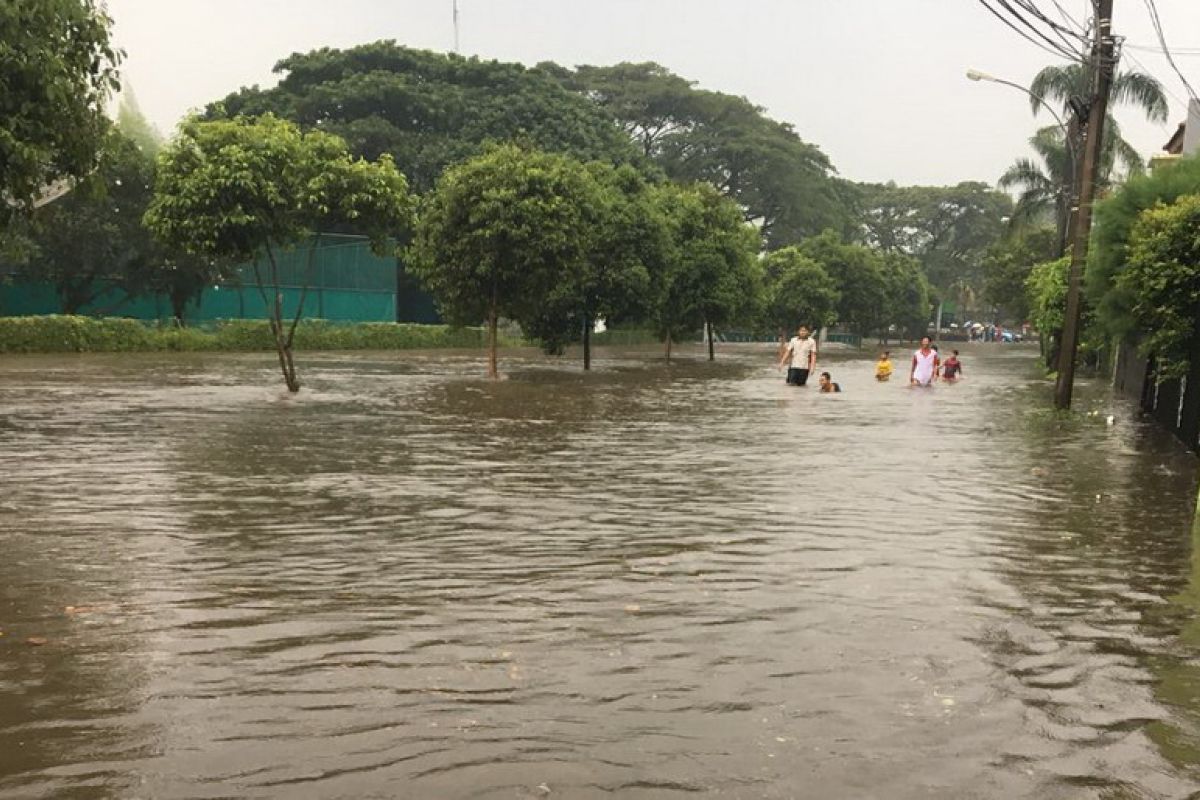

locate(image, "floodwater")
[[2, 343, 1200, 799]]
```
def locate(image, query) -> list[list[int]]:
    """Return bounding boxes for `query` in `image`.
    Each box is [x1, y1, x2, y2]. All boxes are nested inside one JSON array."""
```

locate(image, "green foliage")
[[878, 251, 932, 340], [1088, 154, 1200, 340], [852, 181, 1011, 292], [551, 62, 850, 245], [146, 113, 414, 389], [1118, 195, 1200, 380], [211, 42, 636, 192], [982, 227, 1058, 323], [146, 114, 412, 265], [760, 247, 840, 334], [0, 0, 122, 220], [523, 163, 672, 360], [796, 231, 887, 336], [1027, 256, 1070, 336], [20, 130, 157, 313], [409, 144, 600, 373], [0, 316, 496, 353], [649, 183, 763, 347]]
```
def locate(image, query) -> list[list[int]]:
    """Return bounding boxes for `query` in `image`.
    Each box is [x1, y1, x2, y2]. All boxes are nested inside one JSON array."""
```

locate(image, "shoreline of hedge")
[[0, 316, 508, 354]]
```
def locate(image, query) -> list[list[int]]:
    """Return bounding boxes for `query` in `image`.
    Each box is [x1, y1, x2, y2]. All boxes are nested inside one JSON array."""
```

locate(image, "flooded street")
[[2, 343, 1200, 799]]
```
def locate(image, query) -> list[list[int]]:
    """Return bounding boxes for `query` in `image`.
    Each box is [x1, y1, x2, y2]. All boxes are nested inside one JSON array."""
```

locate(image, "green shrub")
[[0, 315, 501, 353]]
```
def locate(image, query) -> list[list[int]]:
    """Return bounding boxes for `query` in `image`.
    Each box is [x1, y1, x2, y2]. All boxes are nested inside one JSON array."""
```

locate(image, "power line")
[[976, 0, 1083, 61], [997, 0, 1087, 57], [1142, 0, 1199, 100], [1047, 0, 1084, 33]]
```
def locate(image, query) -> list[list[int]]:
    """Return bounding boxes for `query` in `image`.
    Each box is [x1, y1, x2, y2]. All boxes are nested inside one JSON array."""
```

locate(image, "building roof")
[[1166, 122, 1186, 155]]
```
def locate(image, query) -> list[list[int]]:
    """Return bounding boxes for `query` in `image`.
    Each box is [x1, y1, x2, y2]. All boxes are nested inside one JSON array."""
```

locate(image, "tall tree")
[[146, 114, 414, 391], [1000, 124, 1150, 255], [878, 252, 932, 342], [981, 226, 1058, 324], [760, 247, 840, 338], [525, 163, 672, 370], [1014, 62, 1168, 255], [551, 62, 850, 245], [0, 0, 122, 223], [409, 145, 599, 378], [21, 130, 155, 314], [797, 231, 889, 338], [211, 42, 636, 192], [648, 183, 762, 361], [852, 181, 1011, 294]]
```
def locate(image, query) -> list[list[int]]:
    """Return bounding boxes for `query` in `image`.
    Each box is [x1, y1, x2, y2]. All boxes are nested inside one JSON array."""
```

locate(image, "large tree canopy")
[[211, 42, 637, 192], [1, 0, 122, 221], [546, 61, 851, 246], [146, 114, 413, 391], [851, 181, 1012, 293]]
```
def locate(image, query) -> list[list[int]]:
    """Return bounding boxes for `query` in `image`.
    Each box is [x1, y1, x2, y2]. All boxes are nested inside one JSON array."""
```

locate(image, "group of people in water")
[[777, 325, 964, 391]]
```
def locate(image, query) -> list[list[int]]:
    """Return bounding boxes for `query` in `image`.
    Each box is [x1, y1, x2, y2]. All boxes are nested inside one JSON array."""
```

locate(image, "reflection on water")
[[1, 344, 1198, 798]]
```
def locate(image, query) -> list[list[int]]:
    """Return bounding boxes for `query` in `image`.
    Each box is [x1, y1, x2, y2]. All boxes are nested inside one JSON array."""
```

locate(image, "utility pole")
[[453, 0, 460, 53], [1055, 0, 1116, 410]]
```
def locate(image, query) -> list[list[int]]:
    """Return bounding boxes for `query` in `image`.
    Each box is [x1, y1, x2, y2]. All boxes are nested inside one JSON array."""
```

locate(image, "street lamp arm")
[[966, 69, 1073, 153]]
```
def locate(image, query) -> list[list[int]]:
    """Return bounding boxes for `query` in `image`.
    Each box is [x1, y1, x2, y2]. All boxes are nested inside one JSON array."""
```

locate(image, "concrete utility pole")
[[1055, 0, 1116, 410]]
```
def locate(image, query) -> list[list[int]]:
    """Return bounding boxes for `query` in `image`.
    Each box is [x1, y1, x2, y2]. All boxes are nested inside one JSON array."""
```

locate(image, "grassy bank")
[[0, 316, 504, 354]]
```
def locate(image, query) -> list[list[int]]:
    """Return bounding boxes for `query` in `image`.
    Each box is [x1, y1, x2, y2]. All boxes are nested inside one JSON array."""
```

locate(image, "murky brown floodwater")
[[2, 343, 1200, 799]]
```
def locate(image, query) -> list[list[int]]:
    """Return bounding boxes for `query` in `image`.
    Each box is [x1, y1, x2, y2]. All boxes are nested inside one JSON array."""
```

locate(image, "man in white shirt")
[[779, 325, 817, 386]]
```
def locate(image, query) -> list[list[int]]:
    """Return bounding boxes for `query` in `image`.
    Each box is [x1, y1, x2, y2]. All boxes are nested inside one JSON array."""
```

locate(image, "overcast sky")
[[106, 0, 1200, 187]]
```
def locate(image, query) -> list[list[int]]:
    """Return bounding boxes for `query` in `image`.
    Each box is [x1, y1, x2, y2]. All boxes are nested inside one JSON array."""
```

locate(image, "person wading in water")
[[779, 325, 817, 386], [910, 336, 939, 387]]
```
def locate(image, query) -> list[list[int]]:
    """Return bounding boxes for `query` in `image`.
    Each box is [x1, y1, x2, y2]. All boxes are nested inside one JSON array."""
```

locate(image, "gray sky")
[[107, 0, 1200, 187]]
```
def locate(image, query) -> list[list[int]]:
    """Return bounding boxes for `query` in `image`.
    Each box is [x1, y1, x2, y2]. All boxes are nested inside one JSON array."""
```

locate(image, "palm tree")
[[1000, 122, 1151, 253], [1008, 63, 1169, 255]]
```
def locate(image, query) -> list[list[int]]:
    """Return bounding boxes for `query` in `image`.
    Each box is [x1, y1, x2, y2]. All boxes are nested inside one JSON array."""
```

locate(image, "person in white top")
[[778, 325, 817, 386], [910, 336, 940, 387]]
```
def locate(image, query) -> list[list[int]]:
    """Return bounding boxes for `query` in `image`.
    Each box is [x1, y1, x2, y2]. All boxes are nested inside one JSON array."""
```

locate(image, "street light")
[[966, 69, 1072, 145]]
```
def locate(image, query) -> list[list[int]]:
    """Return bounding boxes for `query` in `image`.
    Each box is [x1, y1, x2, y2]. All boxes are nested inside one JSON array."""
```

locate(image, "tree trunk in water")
[[707, 320, 715, 361], [487, 301, 499, 380], [583, 312, 591, 371], [271, 292, 300, 393], [665, 332, 672, 363]]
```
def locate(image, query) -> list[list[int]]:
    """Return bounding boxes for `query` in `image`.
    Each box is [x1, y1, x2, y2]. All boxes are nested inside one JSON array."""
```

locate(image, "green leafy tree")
[[650, 184, 762, 361], [879, 252, 932, 342], [1, 0, 122, 222], [1087, 155, 1200, 340], [525, 163, 671, 370], [852, 181, 1011, 294], [1001, 125, 1150, 255], [552, 62, 850, 246], [1118, 195, 1200, 380], [760, 247, 840, 339], [21, 130, 155, 314], [146, 114, 413, 391], [981, 227, 1058, 324], [410, 145, 599, 378], [796, 231, 887, 337], [211, 42, 636, 192], [1026, 255, 1101, 370]]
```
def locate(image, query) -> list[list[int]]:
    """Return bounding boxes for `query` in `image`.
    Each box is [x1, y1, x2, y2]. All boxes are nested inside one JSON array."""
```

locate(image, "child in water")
[[818, 372, 841, 393], [875, 351, 893, 382], [942, 349, 964, 382]]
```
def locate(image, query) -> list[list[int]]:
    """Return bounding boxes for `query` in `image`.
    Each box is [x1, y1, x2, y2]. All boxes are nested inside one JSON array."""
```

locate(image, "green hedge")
[[0, 316, 502, 354]]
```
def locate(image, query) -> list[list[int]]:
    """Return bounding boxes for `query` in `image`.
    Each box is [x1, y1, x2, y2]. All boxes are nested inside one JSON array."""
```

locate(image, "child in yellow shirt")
[[875, 351, 893, 382]]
